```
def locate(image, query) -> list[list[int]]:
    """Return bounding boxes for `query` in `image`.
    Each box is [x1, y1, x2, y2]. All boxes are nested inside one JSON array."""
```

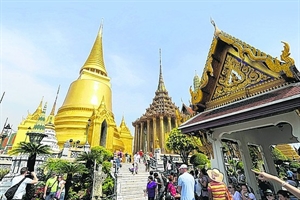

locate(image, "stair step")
[[116, 162, 155, 199]]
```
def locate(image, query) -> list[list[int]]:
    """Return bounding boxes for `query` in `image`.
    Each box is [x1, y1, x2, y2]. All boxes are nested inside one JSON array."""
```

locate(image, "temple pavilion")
[[132, 50, 190, 154], [179, 21, 300, 195]]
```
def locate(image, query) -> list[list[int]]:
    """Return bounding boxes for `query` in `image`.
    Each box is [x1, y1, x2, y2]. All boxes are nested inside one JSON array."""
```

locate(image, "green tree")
[[166, 128, 198, 164], [190, 152, 209, 169], [9, 142, 51, 171], [91, 146, 113, 161], [41, 158, 70, 175]]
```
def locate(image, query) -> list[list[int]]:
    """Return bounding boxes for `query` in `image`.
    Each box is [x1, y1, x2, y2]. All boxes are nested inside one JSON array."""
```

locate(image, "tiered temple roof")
[[181, 20, 300, 133]]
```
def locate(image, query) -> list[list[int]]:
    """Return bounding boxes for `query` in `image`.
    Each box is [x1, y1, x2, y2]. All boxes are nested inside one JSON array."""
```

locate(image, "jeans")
[[59, 192, 65, 200], [46, 192, 56, 200]]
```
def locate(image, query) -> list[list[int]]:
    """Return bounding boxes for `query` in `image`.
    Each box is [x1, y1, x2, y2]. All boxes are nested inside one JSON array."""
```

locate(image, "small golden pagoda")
[[55, 24, 132, 153], [12, 98, 45, 146]]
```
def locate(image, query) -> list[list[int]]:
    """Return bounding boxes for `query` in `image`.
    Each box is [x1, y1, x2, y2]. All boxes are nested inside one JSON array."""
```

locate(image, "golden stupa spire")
[[46, 86, 60, 127], [50, 85, 60, 115], [80, 20, 107, 76], [157, 48, 167, 92]]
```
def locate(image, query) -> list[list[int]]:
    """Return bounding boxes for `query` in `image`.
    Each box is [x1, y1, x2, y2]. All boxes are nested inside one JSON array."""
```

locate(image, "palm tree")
[[77, 151, 100, 169], [9, 142, 51, 171], [60, 162, 87, 200]]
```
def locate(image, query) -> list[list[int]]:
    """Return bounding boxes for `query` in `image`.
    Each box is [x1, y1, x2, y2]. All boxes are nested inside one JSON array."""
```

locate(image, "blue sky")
[[0, 1, 299, 136]]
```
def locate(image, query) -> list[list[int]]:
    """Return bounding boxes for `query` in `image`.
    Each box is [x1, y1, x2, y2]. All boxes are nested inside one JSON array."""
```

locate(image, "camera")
[[25, 171, 32, 178]]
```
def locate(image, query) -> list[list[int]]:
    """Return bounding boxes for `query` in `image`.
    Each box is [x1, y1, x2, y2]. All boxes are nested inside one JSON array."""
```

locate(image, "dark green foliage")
[[190, 153, 209, 168], [102, 176, 114, 194], [9, 142, 51, 156]]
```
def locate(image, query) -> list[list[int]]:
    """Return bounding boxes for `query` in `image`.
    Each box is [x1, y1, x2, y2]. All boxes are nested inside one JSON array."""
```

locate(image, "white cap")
[[179, 164, 188, 169]]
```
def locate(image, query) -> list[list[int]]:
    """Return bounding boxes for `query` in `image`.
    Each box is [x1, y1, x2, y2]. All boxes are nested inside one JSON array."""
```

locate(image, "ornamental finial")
[[210, 18, 221, 36]]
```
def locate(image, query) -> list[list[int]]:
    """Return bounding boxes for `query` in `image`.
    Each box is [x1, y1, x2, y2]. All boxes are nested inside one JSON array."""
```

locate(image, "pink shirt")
[[167, 182, 177, 196]]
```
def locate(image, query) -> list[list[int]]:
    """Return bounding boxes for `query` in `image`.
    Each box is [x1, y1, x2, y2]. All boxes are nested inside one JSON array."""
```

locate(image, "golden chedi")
[[54, 24, 132, 153]]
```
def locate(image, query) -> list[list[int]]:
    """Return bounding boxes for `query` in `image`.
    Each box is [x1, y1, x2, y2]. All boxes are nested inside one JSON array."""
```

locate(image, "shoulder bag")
[[4, 177, 26, 200], [46, 180, 57, 195]]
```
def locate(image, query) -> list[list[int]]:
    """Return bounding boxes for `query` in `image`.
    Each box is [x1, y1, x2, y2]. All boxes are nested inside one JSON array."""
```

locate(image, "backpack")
[[5, 177, 26, 200]]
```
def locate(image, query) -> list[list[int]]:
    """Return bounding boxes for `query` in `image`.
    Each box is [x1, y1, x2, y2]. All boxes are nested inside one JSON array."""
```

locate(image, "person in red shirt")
[[139, 150, 144, 163]]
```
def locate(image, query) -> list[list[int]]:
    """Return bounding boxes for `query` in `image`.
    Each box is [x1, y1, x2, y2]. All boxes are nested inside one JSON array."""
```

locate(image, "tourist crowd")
[[113, 150, 300, 200]]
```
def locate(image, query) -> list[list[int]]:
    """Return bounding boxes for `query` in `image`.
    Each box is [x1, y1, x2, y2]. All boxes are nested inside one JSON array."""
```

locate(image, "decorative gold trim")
[[198, 131, 214, 159], [190, 37, 216, 105], [206, 78, 286, 109], [219, 33, 295, 78]]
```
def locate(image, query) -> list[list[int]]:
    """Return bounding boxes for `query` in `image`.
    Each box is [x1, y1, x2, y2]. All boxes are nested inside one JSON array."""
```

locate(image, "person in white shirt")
[[133, 152, 140, 174], [177, 164, 195, 200], [11, 167, 38, 200]]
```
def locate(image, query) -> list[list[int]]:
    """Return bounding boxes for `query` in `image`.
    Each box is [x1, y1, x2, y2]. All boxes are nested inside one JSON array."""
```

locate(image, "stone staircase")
[[116, 162, 149, 200]]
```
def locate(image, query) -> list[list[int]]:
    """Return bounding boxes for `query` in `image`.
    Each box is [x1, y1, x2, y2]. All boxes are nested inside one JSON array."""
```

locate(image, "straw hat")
[[207, 168, 224, 182]]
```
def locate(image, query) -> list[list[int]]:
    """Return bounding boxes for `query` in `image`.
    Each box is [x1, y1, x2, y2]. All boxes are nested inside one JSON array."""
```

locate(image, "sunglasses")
[[228, 186, 233, 188], [266, 194, 274, 197]]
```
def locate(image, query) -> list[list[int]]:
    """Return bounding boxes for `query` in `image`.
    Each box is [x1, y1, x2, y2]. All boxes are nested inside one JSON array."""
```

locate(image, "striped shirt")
[[208, 181, 227, 200]]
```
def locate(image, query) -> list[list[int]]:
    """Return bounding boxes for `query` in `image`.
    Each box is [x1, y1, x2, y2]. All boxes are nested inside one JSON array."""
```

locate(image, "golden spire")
[[31, 96, 43, 116], [50, 85, 60, 115], [157, 48, 167, 92], [80, 21, 107, 76], [120, 115, 126, 127]]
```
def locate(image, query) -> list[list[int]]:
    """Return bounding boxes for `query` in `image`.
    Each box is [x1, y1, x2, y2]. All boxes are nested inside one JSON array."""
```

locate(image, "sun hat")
[[179, 164, 188, 169], [207, 168, 224, 182]]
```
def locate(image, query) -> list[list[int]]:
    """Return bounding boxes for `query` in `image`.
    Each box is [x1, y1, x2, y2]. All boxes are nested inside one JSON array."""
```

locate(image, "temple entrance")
[[210, 114, 300, 197], [100, 120, 107, 147]]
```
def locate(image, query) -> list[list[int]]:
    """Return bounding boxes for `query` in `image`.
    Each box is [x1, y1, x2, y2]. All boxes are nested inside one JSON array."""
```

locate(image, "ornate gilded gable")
[[190, 20, 298, 111]]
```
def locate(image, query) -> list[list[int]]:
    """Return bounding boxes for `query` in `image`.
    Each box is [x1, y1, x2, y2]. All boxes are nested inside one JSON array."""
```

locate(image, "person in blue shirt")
[[114, 156, 121, 173], [177, 164, 195, 200]]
